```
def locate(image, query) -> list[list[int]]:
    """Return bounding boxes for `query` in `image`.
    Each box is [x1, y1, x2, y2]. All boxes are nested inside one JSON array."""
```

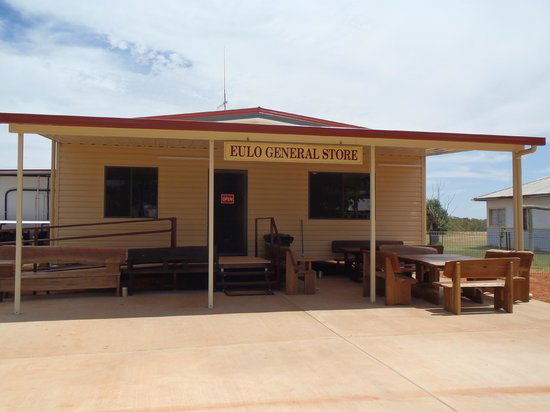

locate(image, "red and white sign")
[[220, 193, 235, 205]]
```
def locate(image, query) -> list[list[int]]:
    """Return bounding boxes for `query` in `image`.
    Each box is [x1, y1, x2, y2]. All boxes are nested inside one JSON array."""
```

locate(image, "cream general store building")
[[0, 107, 545, 309]]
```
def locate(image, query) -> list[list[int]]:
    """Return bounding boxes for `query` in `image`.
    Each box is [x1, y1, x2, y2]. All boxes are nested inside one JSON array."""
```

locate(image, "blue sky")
[[0, 0, 549, 218]]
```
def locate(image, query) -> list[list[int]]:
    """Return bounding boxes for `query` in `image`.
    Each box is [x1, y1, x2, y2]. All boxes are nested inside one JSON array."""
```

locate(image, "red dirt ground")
[[531, 271, 550, 303]]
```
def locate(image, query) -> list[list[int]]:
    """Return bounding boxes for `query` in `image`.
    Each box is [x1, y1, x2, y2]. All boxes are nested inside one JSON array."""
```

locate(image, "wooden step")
[[221, 270, 273, 276], [224, 289, 275, 296], [222, 280, 276, 287]]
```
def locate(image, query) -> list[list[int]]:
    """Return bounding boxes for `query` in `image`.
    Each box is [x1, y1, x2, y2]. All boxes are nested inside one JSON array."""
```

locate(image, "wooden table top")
[[398, 254, 477, 268], [218, 256, 271, 267]]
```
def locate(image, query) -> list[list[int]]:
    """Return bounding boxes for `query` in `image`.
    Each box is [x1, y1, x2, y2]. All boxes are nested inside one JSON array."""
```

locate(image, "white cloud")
[[0, 0, 549, 218]]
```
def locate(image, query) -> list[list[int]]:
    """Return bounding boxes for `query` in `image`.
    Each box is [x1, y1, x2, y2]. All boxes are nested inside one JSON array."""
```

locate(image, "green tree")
[[427, 198, 450, 232]]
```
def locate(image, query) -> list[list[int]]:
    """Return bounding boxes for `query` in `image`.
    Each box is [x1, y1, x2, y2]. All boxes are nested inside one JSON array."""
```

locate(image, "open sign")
[[220, 193, 235, 204]]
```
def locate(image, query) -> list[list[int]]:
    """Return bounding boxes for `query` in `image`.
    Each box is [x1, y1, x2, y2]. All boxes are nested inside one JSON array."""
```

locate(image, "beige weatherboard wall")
[[52, 142, 423, 257]]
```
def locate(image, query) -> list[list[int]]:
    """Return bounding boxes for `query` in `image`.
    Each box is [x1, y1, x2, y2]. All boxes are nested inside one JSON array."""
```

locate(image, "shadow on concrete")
[[0, 275, 509, 323]]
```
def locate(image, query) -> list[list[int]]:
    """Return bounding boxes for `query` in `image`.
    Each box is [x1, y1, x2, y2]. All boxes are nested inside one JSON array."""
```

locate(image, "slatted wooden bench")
[[0, 246, 127, 300], [362, 251, 416, 305], [122, 246, 209, 295], [485, 249, 533, 302], [433, 258, 519, 315]]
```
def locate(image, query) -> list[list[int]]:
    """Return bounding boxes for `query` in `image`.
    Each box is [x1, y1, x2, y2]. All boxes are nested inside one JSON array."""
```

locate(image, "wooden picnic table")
[[332, 246, 364, 281], [218, 256, 271, 269], [397, 253, 478, 304]]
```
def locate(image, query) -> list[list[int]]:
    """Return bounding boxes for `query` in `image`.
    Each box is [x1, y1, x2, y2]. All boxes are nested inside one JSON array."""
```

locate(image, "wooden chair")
[[485, 249, 533, 302], [363, 251, 416, 305], [285, 249, 316, 295], [434, 258, 519, 315]]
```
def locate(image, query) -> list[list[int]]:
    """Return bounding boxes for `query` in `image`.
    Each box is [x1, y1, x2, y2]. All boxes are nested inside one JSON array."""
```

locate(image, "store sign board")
[[224, 142, 363, 165]]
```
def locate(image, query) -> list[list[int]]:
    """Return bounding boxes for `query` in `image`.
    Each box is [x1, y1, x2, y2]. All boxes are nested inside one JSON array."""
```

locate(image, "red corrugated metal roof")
[[139, 106, 365, 128], [0, 112, 545, 147]]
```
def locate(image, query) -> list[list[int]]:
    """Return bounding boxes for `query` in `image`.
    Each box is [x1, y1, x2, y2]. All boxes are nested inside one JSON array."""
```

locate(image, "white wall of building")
[[485, 196, 550, 251], [485, 196, 550, 230]]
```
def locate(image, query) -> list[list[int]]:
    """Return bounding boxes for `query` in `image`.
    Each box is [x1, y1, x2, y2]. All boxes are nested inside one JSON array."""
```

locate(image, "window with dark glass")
[[309, 172, 370, 219], [104, 167, 158, 218]]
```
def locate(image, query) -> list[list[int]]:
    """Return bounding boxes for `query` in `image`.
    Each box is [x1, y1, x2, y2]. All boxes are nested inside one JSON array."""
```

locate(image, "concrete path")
[[1, 277, 549, 411]]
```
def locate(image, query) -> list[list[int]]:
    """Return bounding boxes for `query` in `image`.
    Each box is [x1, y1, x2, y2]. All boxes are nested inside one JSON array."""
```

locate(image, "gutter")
[[516, 145, 537, 157]]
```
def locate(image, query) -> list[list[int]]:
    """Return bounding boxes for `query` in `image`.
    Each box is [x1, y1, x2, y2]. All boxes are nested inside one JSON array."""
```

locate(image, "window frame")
[[488, 208, 506, 227], [104, 166, 159, 218], [308, 171, 370, 220]]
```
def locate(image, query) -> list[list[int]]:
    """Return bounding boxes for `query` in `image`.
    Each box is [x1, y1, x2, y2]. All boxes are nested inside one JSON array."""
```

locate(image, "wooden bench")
[[485, 249, 533, 302], [122, 246, 209, 295], [285, 250, 316, 295], [0, 246, 127, 300], [362, 251, 416, 305], [434, 258, 519, 315]]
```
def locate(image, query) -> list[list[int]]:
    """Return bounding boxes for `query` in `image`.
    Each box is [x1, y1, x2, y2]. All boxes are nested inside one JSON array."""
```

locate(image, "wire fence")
[[427, 231, 550, 274]]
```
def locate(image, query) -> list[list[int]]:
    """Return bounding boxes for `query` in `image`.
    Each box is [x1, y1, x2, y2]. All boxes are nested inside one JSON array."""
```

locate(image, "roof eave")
[[0, 112, 545, 149]]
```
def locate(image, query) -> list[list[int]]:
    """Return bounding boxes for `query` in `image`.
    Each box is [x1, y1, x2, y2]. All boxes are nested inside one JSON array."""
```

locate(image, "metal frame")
[[213, 169, 248, 256], [103, 166, 159, 219], [307, 171, 371, 220], [369, 146, 376, 303], [208, 140, 214, 308]]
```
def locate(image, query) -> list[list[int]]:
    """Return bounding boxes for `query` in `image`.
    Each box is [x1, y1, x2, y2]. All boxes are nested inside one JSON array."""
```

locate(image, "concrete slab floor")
[[1, 276, 549, 411]]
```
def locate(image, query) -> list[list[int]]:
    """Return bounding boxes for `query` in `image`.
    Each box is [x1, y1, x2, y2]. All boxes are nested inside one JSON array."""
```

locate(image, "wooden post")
[[170, 217, 177, 247], [285, 250, 298, 295], [49, 140, 56, 243], [369, 146, 376, 303], [208, 140, 214, 308], [14, 133, 24, 314], [512, 153, 524, 250], [421, 156, 427, 245], [452, 261, 462, 315]]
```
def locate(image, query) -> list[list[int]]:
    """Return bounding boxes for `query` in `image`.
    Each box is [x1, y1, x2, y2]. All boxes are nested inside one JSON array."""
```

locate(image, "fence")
[[0, 217, 177, 247], [427, 230, 550, 274]]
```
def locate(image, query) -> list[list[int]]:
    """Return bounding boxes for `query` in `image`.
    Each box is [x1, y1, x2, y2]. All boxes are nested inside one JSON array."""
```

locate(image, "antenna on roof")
[[217, 47, 228, 110]]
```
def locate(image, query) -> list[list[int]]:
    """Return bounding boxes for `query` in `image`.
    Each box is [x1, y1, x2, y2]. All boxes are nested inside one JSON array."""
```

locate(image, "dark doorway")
[[214, 170, 247, 255]]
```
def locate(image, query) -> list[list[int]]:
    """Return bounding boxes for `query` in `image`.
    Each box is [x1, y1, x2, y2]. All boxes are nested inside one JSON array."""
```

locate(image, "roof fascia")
[[8, 123, 526, 152]]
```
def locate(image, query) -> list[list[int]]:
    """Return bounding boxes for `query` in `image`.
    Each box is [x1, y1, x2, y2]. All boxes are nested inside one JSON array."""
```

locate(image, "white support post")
[[208, 140, 215, 308], [512, 152, 524, 250], [49, 141, 56, 230], [14, 133, 24, 314], [369, 146, 376, 303]]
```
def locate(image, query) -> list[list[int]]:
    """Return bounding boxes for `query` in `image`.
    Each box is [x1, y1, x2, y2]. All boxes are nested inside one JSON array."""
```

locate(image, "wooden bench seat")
[[435, 279, 505, 289], [433, 258, 519, 314], [122, 246, 209, 294], [0, 246, 127, 300], [363, 251, 416, 305]]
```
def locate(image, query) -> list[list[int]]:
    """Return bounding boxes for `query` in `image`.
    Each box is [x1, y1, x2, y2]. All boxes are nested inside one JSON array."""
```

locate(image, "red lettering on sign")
[[220, 194, 235, 204]]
